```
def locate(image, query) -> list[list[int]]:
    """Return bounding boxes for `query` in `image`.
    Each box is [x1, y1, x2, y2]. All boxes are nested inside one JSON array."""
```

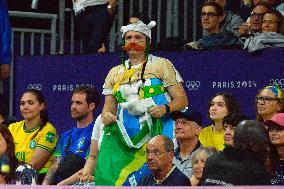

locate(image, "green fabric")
[[95, 118, 163, 186], [142, 84, 166, 98], [114, 91, 126, 103]]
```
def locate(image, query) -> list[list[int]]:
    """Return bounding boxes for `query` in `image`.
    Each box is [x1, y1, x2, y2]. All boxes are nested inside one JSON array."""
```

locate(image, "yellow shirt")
[[9, 120, 58, 174], [198, 125, 224, 151]]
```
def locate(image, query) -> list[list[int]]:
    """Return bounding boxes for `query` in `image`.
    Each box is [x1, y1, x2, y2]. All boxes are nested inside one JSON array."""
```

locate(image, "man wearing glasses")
[[186, 2, 239, 50], [206, 0, 243, 37], [139, 135, 190, 186], [239, 2, 271, 36]]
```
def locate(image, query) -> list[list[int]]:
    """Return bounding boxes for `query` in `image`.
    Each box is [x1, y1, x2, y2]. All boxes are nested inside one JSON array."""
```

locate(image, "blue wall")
[[14, 49, 284, 134]]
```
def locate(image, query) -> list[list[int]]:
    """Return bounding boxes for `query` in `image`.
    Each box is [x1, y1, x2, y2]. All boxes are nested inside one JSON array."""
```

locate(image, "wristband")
[[165, 104, 171, 114]]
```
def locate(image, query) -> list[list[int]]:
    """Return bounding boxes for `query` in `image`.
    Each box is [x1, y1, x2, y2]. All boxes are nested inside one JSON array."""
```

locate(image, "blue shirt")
[[54, 121, 95, 161]]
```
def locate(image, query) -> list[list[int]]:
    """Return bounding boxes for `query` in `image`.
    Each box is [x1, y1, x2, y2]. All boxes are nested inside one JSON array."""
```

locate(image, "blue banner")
[[15, 49, 284, 134]]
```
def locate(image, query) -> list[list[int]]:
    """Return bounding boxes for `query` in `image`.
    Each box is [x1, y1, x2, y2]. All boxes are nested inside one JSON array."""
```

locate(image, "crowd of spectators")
[[1, 0, 284, 187]]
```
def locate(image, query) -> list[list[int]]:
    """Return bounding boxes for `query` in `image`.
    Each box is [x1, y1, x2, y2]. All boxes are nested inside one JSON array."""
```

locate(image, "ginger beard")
[[123, 42, 146, 52]]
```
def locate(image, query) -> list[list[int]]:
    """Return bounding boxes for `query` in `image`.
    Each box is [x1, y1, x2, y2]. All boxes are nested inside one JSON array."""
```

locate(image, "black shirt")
[[138, 167, 191, 186]]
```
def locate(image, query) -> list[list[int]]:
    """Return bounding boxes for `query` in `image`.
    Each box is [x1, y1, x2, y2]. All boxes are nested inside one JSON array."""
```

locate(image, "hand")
[[239, 23, 250, 35], [0, 175, 6, 184], [0, 64, 10, 80], [102, 111, 116, 125], [148, 105, 167, 119], [79, 171, 94, 183]]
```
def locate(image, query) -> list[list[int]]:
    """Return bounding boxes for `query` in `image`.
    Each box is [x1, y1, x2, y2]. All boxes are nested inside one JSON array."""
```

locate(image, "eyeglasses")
[[146, 150, 167, 157], [201, 12, 218, 18], [262, 20, 278, 24], [251, 12, 265, 18], [255, 96, 279, 104]]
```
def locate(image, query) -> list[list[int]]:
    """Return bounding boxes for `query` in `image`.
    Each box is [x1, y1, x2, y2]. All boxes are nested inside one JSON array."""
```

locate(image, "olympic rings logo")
[[27, 84, 42, 90], [269, 79, 284, 88], [185, 81, 201, 91]]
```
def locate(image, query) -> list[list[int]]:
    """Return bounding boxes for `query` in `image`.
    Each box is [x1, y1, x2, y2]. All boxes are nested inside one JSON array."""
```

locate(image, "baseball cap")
[[264, 113, 284, 128], [170, 107, 202, 126]]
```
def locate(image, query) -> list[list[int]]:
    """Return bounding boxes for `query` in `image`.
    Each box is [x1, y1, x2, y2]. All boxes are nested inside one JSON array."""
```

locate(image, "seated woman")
[[198, 92, 242, 151], [8, 89, 58, 183], [256, 85, 284, 126], [243, 9, 284, 52], [190, 147, 216, 186], [265, 113, 284, 185], [0, 124, 38, 184]]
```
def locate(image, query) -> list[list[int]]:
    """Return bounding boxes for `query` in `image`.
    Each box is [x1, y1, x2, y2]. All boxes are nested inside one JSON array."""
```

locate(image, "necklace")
[[154, 165, 176, 185]]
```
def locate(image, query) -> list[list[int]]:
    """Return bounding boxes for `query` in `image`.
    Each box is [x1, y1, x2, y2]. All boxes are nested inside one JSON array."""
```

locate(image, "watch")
[[165, 104, 171, 114]]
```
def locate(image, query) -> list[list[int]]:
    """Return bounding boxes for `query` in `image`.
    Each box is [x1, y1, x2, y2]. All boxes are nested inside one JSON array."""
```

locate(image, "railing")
[[59, 0, 200, 54], [7, 11, 57, 116]]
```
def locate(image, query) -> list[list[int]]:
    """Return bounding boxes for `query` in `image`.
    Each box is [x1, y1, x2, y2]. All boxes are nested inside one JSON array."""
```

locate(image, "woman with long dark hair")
[[199, 92, 242, 151], [0, 124, 38, 184], [9, 89, 58, 183]]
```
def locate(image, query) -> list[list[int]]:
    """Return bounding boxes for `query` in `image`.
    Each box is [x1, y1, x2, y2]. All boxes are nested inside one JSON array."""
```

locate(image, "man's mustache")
[[122, 43, 145, 52]]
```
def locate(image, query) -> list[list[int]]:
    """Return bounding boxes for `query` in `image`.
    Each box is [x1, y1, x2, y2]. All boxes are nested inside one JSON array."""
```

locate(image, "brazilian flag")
[[95, 117, 163, 186]]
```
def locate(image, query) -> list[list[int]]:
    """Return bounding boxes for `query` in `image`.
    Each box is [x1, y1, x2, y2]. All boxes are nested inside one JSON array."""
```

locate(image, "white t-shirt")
[[91, 114, 104, 149]]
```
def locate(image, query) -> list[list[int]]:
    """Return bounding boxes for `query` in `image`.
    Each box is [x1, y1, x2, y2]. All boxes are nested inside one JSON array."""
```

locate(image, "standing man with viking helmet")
[[102, 20, 187, 139], [98, 20, 188, 185]]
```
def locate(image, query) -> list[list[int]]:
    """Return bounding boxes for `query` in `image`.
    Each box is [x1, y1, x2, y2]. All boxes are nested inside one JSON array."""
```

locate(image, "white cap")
[[121, 20, 156, 39]]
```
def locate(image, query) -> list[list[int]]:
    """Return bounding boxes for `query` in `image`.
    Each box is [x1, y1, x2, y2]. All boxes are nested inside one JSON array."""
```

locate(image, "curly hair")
[[208, 92, 242, 124]]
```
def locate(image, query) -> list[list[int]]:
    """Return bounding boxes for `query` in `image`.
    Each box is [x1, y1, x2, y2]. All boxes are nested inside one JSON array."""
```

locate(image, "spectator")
[[0, 0, 11, 81], [199, 92, 242, 151], [129, 12, 150, 24], [239, 2, 271, 36], [256, 85, 284, 125], [8, 89, 58, 183], [200, 120, 270, 185], [73, 0, 118, 54], [170, 107, 202, 178], [0, 125, 38, 185], [138, 135, 190, 186], [97, 19, 188, 185], [222, 113, 249, 145], [262, 9, 284, 34], [206, 0, 244, 37], [242, 9, 284, 52], [186, 2, 239, 50], [265, 113, 284, 184], [42, 86, 100, 185], [190, 147, 216, 186], [56, 115, 104, 186]]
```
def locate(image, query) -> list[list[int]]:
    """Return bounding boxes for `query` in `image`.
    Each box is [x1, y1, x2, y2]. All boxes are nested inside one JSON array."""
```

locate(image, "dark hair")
[[208, 92, 242, 123], [222, 113, 249, 127], [72, 86, 100, 111], [262, 9, 284, 34], [130, 12, 150, 24], [234, 120, 269, 162], [202, 2, 224, 16], [0, 125, 20, 182], [22, 89, 48, 127]]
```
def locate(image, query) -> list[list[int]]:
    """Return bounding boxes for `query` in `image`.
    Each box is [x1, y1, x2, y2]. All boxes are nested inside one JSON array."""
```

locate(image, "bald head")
[[148, 135, 174, 152]]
